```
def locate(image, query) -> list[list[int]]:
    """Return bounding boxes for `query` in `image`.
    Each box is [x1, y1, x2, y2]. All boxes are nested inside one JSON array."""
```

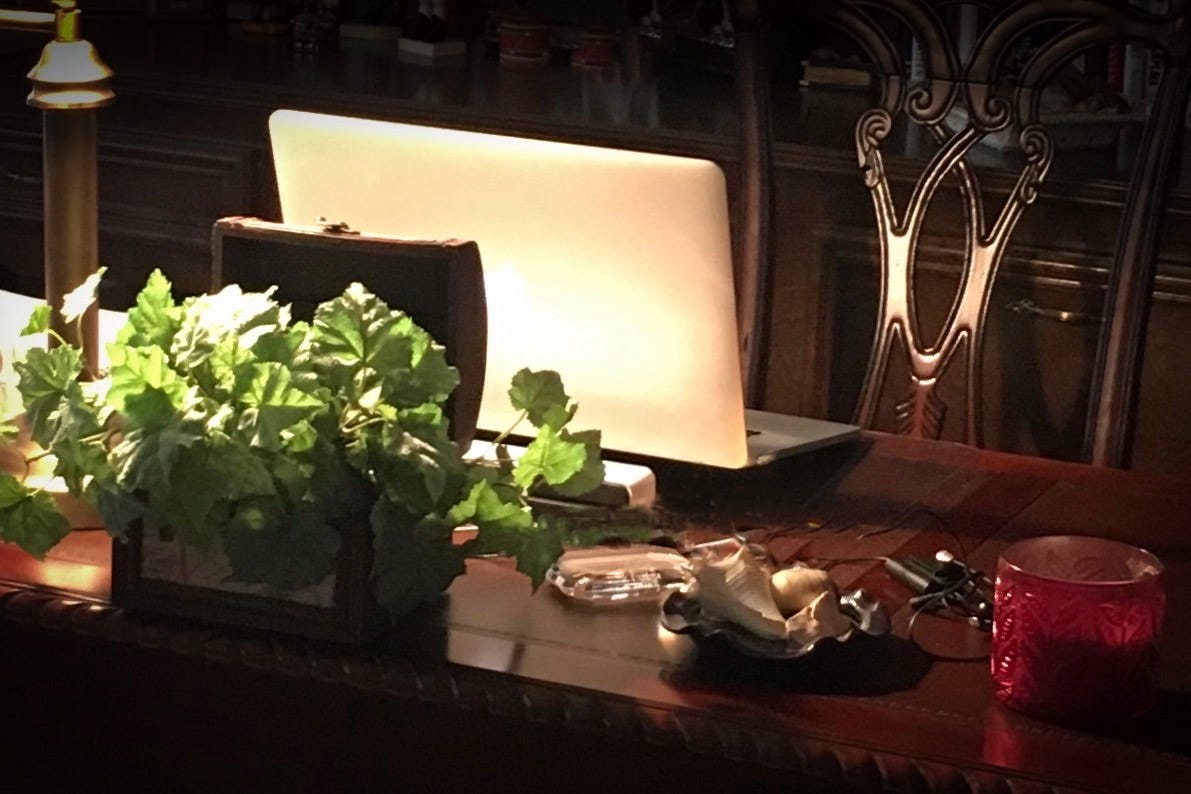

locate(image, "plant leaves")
[[49, 389, 108, 496], [107, 345, 187, 430], [508, 368, 576, 429], [60, 266, 107, 323], [221, 501, 340, 594], [252, 323, 309, 364], [367, 428, 450, 515], [209, 335, 257, 399], [110, 424, 198, 494], [513, 424, 588, 490], [144, 443, 230, 549], [14, 346, 83, 446], [91, 484, 145, 542], [370, 499, 464, 619], [543, 429, 605, 497], [384, 318, 459, 407], [115, 268, 182, 351], [453, 480, 559, 589], [0, 473, 71, 559], [169, 285, 286, 375], [447, 478, 561, 587], [236, 362, 325, 450], [448, 479, 532, 530], [311, 283, 414, 388], [20, 304, 50, 336]]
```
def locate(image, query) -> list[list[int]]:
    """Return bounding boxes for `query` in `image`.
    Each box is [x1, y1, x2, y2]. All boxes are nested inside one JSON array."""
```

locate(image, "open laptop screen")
[[269, 110, 748, 467]]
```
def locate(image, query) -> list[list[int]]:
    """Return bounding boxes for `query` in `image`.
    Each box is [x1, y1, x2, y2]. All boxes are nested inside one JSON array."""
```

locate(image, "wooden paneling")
[[0, 116, 268, 307]]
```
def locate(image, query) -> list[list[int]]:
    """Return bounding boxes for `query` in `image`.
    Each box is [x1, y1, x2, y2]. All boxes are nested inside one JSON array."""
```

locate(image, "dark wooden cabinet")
[[0, 10, 1187, 475]]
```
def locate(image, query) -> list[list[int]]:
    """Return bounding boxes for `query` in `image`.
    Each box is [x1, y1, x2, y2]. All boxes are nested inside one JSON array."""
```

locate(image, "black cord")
[[906, 594, 992, 663]]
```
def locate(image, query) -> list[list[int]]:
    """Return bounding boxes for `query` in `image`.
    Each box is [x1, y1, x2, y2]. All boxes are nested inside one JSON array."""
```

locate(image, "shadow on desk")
[[663, 632, 931, 697], [649, 437, 872, 523]]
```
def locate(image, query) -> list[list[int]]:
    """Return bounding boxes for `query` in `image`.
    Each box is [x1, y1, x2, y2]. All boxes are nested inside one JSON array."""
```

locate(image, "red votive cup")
[[991, 535, 1165, 726]]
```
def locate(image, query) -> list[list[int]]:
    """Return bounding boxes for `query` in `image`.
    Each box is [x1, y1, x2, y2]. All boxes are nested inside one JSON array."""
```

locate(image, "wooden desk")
[[1, 433, 1188, 791]]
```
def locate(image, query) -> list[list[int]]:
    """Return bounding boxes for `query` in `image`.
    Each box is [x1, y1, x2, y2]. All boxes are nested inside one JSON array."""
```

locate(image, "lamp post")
[[0, 0, 112, 375]]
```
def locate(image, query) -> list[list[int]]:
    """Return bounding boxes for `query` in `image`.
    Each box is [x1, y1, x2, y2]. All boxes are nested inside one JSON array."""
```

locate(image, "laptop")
[[269, 109, 858, 469]]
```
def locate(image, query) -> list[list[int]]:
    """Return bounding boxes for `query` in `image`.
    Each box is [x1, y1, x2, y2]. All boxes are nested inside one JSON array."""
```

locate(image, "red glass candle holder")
[[991, 535, 1165, 726]]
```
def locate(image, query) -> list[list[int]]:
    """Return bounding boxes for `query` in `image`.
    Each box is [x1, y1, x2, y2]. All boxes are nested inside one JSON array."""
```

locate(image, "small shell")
[[691, 548, 787, 640], [769, 566, 835, 617]]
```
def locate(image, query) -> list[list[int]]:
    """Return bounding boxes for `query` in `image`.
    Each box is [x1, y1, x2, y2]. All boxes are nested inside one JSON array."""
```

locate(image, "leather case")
[[211, 216, 487, 446]]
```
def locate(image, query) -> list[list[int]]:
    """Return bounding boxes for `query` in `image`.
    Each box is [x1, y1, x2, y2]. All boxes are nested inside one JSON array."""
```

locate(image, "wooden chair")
[[731, 0, 1190, 466]]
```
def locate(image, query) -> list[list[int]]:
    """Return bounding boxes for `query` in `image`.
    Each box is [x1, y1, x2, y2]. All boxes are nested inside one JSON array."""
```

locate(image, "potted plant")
[[0, 269, 609, 641]]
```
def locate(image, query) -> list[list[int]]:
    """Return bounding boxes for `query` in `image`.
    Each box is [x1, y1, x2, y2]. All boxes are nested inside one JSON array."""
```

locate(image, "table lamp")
[[0, 0, 112, 374]]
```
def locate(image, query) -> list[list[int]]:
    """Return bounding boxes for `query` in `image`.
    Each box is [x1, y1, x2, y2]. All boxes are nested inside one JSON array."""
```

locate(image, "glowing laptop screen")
[[269, 110, 748, 467]]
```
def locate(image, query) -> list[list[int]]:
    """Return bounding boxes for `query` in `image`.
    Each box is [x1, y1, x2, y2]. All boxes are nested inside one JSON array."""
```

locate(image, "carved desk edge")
[[1, 583, 1096, 794]]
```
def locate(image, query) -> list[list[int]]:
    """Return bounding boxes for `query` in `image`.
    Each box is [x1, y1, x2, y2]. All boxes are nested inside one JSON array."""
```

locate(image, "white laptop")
[[269, 109, 858, 469]]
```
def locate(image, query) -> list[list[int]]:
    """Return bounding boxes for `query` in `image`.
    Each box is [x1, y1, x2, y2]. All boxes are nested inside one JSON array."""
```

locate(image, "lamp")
[[0, 0, 112, 374]]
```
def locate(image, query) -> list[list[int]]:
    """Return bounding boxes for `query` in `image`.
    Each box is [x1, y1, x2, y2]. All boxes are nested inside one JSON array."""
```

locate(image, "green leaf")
[[208, 335, 257, 399], [544, 429, 605, 497], [384, 319, 459, 407], [507, 368, 575, 429], [513, 425, 588, 490], [311, 283, 414, 381], [143, 443, 229, 549], [236, 362, 325, 449], [169, 285, 286, 374], [448, 479, 529, 528], [107, 346, 187, 430], [49, 389, 108, 495], [252, 323, 310, 365], [370, 499, 464, 619], [15, 346, 83, 446], [115, 268, 182, 351], [110, 424, 198, 494], [221, 501, 340, 593], [367, 428, 450, 515], [219, 442, 277, 500], [454, 480, 560, 589], [20, 304, 50, 336], [60, 266, 107, 324], [280, 420, 317, 453], [449, 478, 560, 587], [92, 484, 145, 542], [0, 473, 71, 559], [508, 523, 567, 589]]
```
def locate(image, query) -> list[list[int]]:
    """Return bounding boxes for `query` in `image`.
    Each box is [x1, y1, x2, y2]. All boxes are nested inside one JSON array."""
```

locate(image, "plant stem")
[[73, 316, 98, 380], [46, 328, 70, 349], [340, 414, 387, 435], [468, 410, 527, 461]]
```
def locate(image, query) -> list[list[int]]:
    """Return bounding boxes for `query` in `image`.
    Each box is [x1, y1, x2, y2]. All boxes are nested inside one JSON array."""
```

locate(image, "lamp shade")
[[27, 38, 114, 110]]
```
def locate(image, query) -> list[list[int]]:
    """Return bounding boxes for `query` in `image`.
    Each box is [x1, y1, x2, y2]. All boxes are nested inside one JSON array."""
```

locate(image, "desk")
[[1, 433, 1189, 791]]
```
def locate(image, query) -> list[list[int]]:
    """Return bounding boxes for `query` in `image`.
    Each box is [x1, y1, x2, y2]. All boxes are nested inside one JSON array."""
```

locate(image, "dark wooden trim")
[[733, 3, 774, 407], [1086, 42, 1191, 468], [0, 583, 1115, 793]]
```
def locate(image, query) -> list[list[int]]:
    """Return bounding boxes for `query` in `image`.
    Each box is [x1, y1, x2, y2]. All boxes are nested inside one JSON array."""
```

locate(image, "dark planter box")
[[111, 515, 388, 644]]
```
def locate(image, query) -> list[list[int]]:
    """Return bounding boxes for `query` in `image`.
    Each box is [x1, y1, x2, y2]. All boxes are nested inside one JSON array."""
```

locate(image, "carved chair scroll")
[[746, 0, 1188, 463]]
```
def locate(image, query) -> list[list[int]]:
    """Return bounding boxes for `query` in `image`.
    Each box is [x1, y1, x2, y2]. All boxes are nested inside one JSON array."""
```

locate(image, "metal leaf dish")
[[659, 587, 890, 661]]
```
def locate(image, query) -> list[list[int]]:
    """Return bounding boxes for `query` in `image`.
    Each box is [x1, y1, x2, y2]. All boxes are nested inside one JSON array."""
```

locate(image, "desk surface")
[[2, 432, 1189, 791]]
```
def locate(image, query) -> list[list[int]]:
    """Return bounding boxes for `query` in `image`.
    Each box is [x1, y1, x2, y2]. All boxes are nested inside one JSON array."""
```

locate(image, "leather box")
[[210, 216, 487, 446]]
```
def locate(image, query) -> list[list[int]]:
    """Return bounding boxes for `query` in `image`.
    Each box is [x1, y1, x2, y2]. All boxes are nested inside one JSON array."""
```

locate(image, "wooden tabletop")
[[2, 432, 1189, 791]]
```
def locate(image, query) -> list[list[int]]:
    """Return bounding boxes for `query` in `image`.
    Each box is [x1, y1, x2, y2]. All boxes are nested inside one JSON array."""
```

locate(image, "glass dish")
[[546, 545, 694, 606]]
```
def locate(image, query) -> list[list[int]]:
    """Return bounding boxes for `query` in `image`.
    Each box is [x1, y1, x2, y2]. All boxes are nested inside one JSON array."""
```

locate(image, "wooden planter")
[[107, 216, 491, 643], [111, 515, 387, 644]]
